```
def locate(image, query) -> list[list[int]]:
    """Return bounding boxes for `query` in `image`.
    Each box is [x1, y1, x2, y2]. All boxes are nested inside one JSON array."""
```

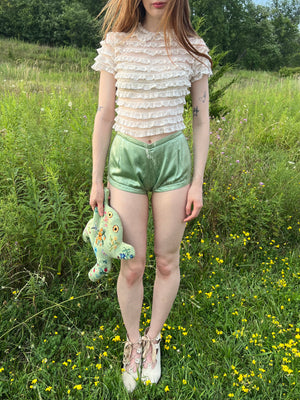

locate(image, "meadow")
[[0, 38, 299, 399]]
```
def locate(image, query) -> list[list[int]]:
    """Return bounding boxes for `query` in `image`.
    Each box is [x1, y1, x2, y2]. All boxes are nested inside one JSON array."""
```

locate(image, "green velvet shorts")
[[108, 131, 191, 194]]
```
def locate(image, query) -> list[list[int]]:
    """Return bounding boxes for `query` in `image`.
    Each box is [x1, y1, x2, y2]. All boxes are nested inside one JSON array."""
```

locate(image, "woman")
[[90, 0, 212, 392]]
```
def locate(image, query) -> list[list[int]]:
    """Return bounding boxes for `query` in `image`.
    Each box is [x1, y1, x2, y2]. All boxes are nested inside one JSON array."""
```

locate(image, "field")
[[0, 38, 299, 399]]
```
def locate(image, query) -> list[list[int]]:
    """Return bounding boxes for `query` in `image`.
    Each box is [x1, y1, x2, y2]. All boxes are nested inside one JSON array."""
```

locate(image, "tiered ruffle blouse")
[[92, 24, 212, 137]]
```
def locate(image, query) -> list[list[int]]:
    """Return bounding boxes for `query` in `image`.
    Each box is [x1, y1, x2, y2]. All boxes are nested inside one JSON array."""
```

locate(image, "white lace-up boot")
[[141, 327, 161, 384], [122, 336, 142, 392]]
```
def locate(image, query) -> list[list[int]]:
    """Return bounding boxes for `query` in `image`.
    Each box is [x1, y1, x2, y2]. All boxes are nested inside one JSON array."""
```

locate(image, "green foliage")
[[0, 0, 100, 48], [189, 17, 236, 118], [1, 248, 299, 398], [0, 43, 96, 277], [287, 51, 300, 67], [53, 3, 101, 48], [0, 40, 300, 400], [189, 0, 300, 70], [1, 0, 299, 70], [77, 0, 107, 17], [196, 70, 300, 249], [239, 3, 282, 70], [279, 66, 300, 76], [207, 51, 236, 118], [0, 37, 95, 72]]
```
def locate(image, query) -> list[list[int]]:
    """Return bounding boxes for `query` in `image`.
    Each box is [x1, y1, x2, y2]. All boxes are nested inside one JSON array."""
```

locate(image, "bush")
[[0, 0, 100, 48], [279, 66, 300, 77], [53, 3, 100, 48], [188, 17, 236, 118], [287, 52, 300, 68]]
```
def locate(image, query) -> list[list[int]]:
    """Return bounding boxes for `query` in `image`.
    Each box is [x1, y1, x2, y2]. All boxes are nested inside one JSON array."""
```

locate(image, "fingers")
[[90, 198, 102, 214], [184, 184, 203, 222], [185, 197, 192, 218], [184, 208, 201, 222], [89, 183, 104, 216], [184, 200, 202, 223]]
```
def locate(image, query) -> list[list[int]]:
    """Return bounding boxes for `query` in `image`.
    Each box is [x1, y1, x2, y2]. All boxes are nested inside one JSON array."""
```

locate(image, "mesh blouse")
[[92, 24, 212, 137]]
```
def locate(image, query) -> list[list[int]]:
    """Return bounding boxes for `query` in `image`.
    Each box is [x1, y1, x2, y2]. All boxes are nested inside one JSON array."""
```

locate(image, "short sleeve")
[[91, 32, 116, 75], [190, 37, 212, 82]]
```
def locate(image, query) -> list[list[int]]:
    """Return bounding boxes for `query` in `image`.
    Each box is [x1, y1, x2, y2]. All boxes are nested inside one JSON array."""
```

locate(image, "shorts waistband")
[[115, 131, 184, 149]]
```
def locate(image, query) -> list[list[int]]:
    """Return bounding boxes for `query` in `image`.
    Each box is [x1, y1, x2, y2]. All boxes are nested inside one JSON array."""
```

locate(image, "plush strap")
[[104, 187, 110, 208]]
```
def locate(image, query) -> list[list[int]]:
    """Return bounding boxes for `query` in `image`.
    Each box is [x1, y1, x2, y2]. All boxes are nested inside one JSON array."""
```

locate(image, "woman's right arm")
[[89, 70, 116, 215]]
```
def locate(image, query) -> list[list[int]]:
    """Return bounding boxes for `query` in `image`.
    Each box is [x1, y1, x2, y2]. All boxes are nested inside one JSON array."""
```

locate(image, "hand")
[[89, 182, 105, 216], [184, 183, 203, 223]]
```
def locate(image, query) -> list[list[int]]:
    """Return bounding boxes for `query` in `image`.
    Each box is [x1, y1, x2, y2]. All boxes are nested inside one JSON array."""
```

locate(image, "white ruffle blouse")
[[92, 24, 212, 137]]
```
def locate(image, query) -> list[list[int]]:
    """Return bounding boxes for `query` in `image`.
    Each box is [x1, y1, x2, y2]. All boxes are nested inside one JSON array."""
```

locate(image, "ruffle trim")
[[115, 70, 187, 81], [116, 79, 190, 91], [116, 62, 190, 73], [92, 47, 115, 73], [118, 45, 186, 55], [117, 107, 183, 120], [125, 38, 168, 49], [115, 114, 183, 129], [116, 97, 186, 108], [113, 122, 186, 137], [104, 28, 209, 57], [131, 24, 166, 42], [91, 60, 115, 75], [191, 69, 213, 82], [96, 46, 114, 58], [116, 88, 189, 99], [115, 52, 193, 64]]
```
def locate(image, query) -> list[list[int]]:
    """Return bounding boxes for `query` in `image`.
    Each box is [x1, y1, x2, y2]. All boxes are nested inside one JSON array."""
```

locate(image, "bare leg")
[[147, 185, 189, 339], [109, 186, 149, 343]]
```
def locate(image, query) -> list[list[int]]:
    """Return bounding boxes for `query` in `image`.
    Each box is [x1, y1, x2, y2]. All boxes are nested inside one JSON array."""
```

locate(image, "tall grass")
[[0, 39, 299, 399]]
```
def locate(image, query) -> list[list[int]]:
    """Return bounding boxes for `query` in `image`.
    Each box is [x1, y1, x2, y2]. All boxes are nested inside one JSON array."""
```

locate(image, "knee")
[[120, 257, 145, 286], [155, 253, 179, 278]]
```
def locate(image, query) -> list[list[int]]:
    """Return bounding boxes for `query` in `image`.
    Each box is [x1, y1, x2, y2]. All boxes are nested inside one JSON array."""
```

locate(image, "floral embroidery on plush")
[[95, 227, 106, 246], [83, 188, 135, 282]]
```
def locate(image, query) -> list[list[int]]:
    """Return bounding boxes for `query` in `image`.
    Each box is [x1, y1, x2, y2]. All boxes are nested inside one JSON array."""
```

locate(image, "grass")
[[0, 38, 299, 399]]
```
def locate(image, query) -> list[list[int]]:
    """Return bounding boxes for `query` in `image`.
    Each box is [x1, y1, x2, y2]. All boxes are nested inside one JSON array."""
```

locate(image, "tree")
[[269, 0, 300, 66], [189, 0, 249, 59], [270, 0, 300, 25], [0, 0, 298, 67], [239, 3, 282, 70], [54, 3, 100, 48], [190, 16, 236, 118], [77, 0, 107, 17], [189, 0, 300, 70], [0, 0, 100, 47]]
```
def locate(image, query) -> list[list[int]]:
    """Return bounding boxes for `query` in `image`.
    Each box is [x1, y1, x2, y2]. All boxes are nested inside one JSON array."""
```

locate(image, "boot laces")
[[142, 334, 161, 368], [123, 338, 142, 372]]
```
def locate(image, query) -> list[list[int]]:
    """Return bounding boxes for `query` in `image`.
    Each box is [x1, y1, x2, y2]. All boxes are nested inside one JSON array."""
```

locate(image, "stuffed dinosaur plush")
[[83, 188, 135, 282]]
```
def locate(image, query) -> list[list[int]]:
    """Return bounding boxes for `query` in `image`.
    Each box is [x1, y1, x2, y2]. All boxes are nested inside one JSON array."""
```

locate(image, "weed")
[[0, 39, 299, 399]]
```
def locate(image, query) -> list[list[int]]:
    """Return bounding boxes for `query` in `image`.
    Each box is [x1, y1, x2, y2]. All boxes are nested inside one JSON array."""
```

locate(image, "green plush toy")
[[83, 188, 135, 282]]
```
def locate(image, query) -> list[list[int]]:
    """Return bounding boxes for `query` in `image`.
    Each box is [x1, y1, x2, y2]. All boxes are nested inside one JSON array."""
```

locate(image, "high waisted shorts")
[[108, 131, 191, 194]]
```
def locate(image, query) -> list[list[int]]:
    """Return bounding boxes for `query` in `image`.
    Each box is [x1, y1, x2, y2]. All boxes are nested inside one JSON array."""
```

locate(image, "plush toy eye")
[[113, 225, 119, 233], [108, 211, 113, 218]]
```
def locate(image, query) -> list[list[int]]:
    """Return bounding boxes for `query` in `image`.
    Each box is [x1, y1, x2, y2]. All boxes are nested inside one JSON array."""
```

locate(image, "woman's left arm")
[[184, 75, 210, 222]]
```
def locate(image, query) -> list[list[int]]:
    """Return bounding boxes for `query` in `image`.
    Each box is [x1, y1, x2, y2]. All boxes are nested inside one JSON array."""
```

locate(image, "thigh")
[[152, 185, 189, 258], [109, 185, 149, 261]]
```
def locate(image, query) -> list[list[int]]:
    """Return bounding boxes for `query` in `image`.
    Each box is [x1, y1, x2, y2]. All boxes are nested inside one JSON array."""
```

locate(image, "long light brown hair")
[[99, 0, 212, 66]]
